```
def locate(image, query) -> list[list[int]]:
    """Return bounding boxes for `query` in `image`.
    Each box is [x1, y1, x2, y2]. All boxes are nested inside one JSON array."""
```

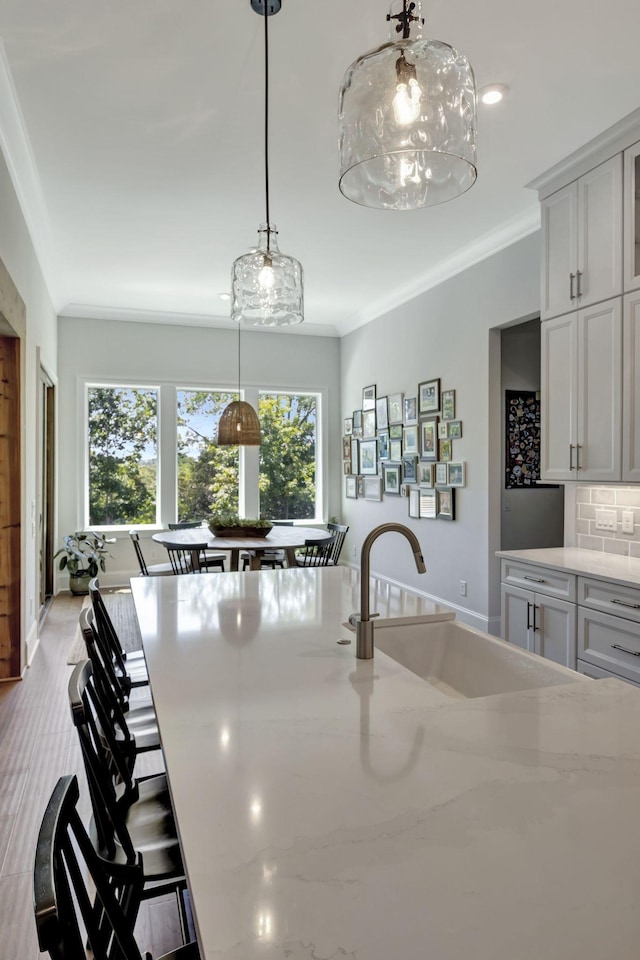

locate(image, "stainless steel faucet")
[[349, 523, 426, 659]]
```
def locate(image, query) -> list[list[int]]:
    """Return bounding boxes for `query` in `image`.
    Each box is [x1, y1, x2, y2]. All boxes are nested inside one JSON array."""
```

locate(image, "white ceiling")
[[0, 0, 639, 337]]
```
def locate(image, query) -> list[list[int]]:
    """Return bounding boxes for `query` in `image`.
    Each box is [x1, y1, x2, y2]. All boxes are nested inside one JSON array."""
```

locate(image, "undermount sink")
[[374, 619, 587, 699]]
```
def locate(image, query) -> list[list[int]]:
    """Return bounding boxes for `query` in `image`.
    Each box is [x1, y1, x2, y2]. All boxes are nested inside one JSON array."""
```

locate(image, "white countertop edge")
[[497, 546, 640, 588]]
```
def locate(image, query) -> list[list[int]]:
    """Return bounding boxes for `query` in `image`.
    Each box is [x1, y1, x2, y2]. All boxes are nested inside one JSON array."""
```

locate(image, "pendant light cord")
[[264, 6, 271, 251]]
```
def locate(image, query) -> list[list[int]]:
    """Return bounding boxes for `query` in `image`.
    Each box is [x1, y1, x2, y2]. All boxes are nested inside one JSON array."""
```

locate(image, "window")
[[88, 386, 158, 526], [177, 389, 239, 519], [258, 392, 318, 520]]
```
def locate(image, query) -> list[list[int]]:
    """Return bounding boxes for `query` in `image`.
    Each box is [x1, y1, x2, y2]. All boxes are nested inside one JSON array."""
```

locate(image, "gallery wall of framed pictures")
[[342, 380, 466, 521]]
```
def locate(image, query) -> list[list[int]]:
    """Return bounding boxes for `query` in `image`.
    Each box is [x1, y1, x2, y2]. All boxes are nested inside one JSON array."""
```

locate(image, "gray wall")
[[500, 319, 564, 550], [340, 233, 541, 633], [57, 316, 342, 587]]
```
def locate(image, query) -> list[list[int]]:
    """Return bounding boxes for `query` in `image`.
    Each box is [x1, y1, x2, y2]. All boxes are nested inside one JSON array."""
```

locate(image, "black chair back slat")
[[89, 579, 130, 689], [163, 541, 209, 574], [299, 533, 338, 567], [326, 522, 349, 564], [129, 529, 149, 576]]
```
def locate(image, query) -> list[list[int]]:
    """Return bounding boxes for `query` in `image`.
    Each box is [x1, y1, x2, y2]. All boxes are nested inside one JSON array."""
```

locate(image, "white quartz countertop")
[[132, 566, 640, 960], [497, 545, 640, 587]]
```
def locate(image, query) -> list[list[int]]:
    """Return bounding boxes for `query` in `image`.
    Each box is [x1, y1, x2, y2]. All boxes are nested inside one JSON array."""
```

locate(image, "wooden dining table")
[[152, 525, 332, 571]]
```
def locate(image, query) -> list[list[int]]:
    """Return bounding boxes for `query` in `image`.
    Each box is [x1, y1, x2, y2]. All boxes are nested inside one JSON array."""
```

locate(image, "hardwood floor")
[[0, 593, 182, 960]]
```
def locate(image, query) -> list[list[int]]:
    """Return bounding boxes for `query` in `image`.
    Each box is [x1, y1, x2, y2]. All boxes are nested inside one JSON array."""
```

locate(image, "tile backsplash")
[[576, 486, 640, 557]]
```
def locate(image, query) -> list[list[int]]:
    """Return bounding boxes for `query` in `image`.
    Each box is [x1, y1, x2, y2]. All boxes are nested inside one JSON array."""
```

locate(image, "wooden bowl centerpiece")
[[208, 515, 273, 539]]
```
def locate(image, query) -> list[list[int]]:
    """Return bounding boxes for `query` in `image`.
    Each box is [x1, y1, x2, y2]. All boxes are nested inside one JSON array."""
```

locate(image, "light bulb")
[[393, 77, 422, 124], [258, 264, 275, 289]]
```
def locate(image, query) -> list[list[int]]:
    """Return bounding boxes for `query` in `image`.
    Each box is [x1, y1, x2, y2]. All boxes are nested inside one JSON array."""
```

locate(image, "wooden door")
[[0, 335, 21, 678]]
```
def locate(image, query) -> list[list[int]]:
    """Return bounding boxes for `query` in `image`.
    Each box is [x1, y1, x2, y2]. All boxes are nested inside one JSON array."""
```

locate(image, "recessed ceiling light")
[[479, 84, 508, 105], [219, 292, 231, 301]]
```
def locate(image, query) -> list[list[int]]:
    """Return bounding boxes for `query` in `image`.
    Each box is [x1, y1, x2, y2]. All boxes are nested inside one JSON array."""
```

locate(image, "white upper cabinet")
[[622, 290, 640, 481], [541, 155, 623, 320], [541, 312, 578, 481], [624, 141, 640, 293]]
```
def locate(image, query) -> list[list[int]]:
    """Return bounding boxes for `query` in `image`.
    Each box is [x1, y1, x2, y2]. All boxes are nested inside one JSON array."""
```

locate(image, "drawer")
[[577, 658, 640, 688], [500, 559, 576, 602], [578, 576, 640, 624], [578, 606, 640, 683]]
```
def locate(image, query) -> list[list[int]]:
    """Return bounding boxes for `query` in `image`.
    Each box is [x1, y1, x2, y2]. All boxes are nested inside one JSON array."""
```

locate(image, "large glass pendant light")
[[338, 0, 477, 211], [231, 0, 303, 327]]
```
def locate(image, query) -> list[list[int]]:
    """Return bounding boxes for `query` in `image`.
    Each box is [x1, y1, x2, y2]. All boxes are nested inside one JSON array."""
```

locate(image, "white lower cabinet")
[[501, 580, 577, 669]]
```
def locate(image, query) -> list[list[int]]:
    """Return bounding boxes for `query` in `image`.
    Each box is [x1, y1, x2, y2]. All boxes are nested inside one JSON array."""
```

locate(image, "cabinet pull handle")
[[611, 643, 640, 657], [569, 273, 576, 300], [523, 575, 545, 583], [526, 601, 531, 631], [569, 444, 574, 470], [532, 604, 539, 633], [576, 270, 582, 298], [576, 443, 582, 471], [611, 598, 640, 610]]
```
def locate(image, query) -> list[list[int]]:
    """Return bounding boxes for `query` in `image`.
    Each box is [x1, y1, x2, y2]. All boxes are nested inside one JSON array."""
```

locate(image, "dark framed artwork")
[[362, 385, 376, 410], [505, 390, 541, 488]]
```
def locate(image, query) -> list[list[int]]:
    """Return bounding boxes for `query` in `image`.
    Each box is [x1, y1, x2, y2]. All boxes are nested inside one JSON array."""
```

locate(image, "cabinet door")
[[535, 594, 576, 669], [577, 297, 622, 480], [623, 290, 640, 480], [541, 313, 578, 481], [541, 182, 578, 320], [500, 584, 535, 653], [577, 155, 623, 307], [623, 140, 640, 293]]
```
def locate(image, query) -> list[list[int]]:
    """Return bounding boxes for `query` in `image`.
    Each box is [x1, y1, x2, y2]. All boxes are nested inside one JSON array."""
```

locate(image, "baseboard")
[[344, 560, 494, 633], [26, 619, 40, 667]]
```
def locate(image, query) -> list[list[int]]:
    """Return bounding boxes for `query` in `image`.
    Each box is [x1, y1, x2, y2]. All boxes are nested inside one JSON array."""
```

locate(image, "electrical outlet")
[[622, 510, 635, 534], [595, 508, 617, 531], [459, 580, 467, 597]]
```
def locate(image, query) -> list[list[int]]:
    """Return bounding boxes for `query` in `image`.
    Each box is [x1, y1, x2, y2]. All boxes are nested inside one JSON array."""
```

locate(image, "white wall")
[[57, 316, 341, 587], [340, 233, 540, 633], [0, 146, 57, 671]]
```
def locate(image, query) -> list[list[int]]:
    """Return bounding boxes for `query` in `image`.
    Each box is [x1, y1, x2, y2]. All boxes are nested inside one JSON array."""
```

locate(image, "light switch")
[[595, 509, 617, 531]]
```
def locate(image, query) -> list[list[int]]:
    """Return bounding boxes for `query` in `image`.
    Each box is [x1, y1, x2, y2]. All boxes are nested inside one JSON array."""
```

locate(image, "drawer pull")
[[611, 598, 640, 610], [611, 643, 640, 657], [523, 575, 545, 584]]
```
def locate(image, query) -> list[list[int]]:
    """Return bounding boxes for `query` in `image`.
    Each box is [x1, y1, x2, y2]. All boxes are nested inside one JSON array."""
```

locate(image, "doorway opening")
[[38, 363, 55, 618]]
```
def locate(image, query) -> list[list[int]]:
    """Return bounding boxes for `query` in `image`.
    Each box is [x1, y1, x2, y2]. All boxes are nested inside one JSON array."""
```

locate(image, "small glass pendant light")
[[231, 0, 303, 327], [338, 0, 477, 210]]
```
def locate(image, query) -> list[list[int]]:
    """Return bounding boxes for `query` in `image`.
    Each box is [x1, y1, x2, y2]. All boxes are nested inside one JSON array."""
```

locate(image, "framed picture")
[[402, 455, 418, 483], [437, 487, 455, 520], [419, 416, 438, 460], [388, 392, 404, 424], [343, 460, 351, 475], [376, 396, 389, 430], [357, 476, 366, 498], [404, 395, 418, 425], [359, 439, 378, 474], [352, 409, 363, 438], [344, 417, 353, 435], [439, 438, 453, 462], [419, 489, 437, 519], [389, 437, 403, 461], [362, 385, 376, 410], [378, 430, 390, 460], [418, 378, 440, 414], [438, 422, 448, 440], [408, 488, 420, 518], [441, 389, 456, 421], [447, 461, 466, 486], [362, 408, 377, 439], [350, 438, 359, 475], [403, 424, 419, 455], [364, 476, 383, 501], [419, 462, 434, 487], [342, 436, 351, 459], [383, 462, 401, 495], [435, 462, 448, 485], [345, 475, 357, 499], [389, 423, 403, 439], [448, 420, 462, 439], [399, 483, 410, 497]]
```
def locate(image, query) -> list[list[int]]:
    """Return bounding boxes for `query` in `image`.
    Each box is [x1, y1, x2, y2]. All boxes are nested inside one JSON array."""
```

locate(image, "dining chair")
[[89, 577, 148, 689], [162, 540, 211, 574], [326, 522, 349, 565], [241, 519, 292, 571], [169, 522, 226, 571], [130, 529, 174, 577], [34, 774, 200, 960], [295, 533, 338, 567], [68, 659, 183, 895]]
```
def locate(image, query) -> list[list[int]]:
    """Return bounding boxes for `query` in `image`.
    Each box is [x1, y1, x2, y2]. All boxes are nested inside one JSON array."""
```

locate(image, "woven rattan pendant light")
[[218, 324, 261, 446]]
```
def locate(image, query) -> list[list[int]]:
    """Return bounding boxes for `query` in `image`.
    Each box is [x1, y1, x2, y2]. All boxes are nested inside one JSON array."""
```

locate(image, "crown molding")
[[336, 205, 541, 338], [0, 42, 61, 309], [59, 302, 341, 337]]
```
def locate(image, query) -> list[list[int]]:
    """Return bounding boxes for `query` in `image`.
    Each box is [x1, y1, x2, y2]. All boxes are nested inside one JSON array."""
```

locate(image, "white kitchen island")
[[131, 566, 640, 960]]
